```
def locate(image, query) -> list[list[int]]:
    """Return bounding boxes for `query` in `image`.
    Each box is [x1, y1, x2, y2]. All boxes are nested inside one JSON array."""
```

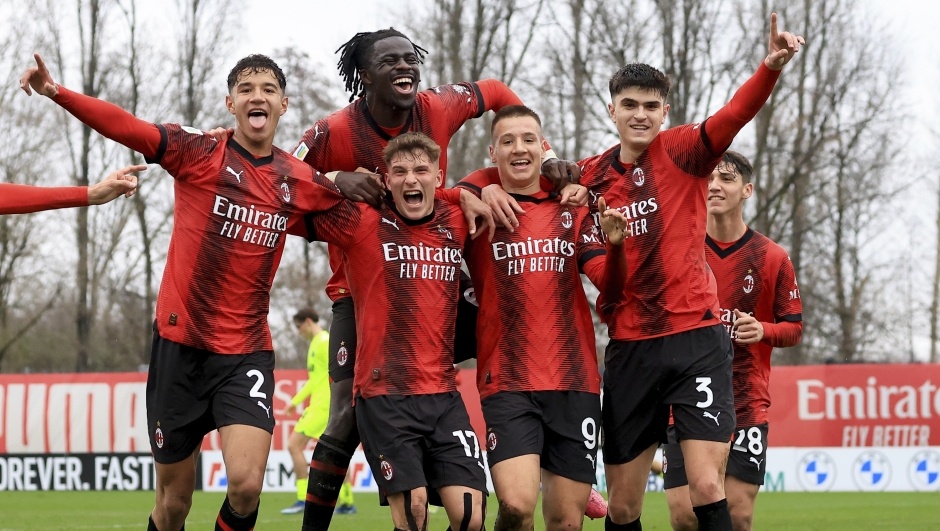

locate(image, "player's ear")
[[662, 102, 670, 120], [743, 182, 754, 199], [359, 69, 372, 87], [488, 144, 496, 163], [226, 95, 235, 116], [280, 96, 288, 116], [435, 168, 443, 188], [608, 102, 615, 121]]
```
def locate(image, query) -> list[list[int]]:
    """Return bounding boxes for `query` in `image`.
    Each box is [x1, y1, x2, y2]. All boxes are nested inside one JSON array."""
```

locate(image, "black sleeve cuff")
[[578, 248, 606, 272], [471, 82, 486, 119], [144, 124, 169, 164]]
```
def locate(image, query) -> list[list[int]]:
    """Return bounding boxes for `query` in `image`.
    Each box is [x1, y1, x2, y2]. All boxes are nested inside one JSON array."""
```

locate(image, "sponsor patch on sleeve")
[[292, 142, 309, 160], [181, 126, 203, 135]]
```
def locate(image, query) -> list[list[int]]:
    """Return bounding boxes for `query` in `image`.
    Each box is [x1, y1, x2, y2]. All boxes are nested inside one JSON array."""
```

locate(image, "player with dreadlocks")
[[288, 28, 593, 531]]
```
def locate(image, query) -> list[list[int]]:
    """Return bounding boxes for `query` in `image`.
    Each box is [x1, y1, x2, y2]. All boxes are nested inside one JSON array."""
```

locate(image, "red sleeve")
[[476, 79, 524, 111], [761, 320, 802, 348], [456, 167, 554, 196], [52, 86, 162, 159], [434, 187, 461, 205], [584, 242, 628, 321], [703, 63, 781, 154], [0, 183, 88, 214]]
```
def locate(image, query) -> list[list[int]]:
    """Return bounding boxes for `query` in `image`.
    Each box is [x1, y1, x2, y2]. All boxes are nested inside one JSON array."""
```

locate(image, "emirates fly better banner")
[[1, 364, 939, 491]]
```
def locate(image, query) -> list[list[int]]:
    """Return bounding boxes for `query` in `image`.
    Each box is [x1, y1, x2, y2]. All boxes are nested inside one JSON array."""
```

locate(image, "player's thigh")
[[154, 449, 199, 498], [219, 424, 272, 493], [667, 326, 735, 446], [602, 338, 670, 466], [605, 443, 659, 516], [678, 438, 730, 505], [209, 351, 276, 437], [725, 475, 759, 531], [490, 454, 541, 515], [664, 485, 697, 531], [146, 331, 214, 465], [324, 378, 357, 440], [540, 468, 592, 528], [287, 430, 311, 453], [355, 395, 429, 496], [438, 485, 485, 531], [425, 393, 488, 494], [540, 391, 601, 486], [328, 297, 357, 382], [481, 392, 543, 467]]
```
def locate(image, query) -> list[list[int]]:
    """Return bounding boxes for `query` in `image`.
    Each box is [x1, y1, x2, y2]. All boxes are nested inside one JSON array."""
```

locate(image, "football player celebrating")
[[21, 53, 369, 531], [471, 13, 804, 531], [0, 165, 140, 214], [289, 28, 582, 531], [459, 105, 627, 531], [297, 132, 489, 531], [662, 152, 802, 531]]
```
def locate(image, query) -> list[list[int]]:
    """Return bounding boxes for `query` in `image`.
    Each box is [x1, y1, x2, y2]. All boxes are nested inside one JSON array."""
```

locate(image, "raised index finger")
[[770, 12, 778, 40], [35, 53, 48, 74]]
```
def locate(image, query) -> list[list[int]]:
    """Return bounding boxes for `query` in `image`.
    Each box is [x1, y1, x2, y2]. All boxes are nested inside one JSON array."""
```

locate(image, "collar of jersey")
[[609, 146, 632, 176], [508, 190, 555, 203], [359, 99, 415, 141], [228, 139, 274, 167], [706, 227, 754, 259], [384, 197, 436, 226]]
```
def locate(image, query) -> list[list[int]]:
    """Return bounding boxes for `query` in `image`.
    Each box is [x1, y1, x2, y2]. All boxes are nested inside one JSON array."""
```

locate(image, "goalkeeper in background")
[[282, 308, 356, 515]]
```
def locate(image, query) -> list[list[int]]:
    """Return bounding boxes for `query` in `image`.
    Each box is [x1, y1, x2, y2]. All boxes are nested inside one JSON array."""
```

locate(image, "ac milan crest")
[[155, 427, 165, 449], [487, 432, 498, 452], [380, 459, 394, 481], [743, 271, 755, 294], [337, 342, 349, 366], [632, 167, 646, 186]]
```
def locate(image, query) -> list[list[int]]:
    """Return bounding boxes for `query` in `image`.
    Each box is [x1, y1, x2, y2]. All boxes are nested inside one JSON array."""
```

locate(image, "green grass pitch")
[[1, 491, 939, 530]]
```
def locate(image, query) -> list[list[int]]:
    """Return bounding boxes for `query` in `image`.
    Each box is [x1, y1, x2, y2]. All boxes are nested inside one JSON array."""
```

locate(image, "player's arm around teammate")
[[0, 164, 141, 215]]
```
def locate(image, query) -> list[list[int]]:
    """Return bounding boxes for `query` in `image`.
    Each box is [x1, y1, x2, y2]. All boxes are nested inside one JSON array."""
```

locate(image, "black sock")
[[148, 515, 184, 531], [302, 432, 359, 531], [692, 499, 731, 531], [215, 496, 258, 531], [605, 514, 641, 531]]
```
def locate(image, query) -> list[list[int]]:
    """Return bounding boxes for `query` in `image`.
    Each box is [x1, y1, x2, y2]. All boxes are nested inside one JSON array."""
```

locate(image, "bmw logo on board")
[[852, 450, 891, 492], [796, 451, 836, 491], [908, 450, 940, 491]]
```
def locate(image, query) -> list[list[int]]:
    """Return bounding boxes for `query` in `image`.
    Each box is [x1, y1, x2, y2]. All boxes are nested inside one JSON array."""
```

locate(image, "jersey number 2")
[[246, 370, 267, 399]]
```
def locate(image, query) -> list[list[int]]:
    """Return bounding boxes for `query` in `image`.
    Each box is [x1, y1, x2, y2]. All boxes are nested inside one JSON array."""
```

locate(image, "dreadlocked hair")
[[335, 28, 428, 102]]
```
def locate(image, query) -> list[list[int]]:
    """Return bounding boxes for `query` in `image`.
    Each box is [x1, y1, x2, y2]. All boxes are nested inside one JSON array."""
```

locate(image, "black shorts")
[[602, 324, 735, 465], [146, 327, 275, 464], [453, 270, 479, 364], [356, 392, 487, 501], [663, 423, 768, 488], [329, 297, 357, 382], [482, 391, 600, 485]]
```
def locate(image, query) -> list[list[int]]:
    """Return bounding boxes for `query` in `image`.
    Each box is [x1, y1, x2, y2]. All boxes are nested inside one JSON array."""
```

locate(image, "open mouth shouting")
[[247, 108, 268, 130], [402, 189, 424, 206], [392, 75, 415, 95]]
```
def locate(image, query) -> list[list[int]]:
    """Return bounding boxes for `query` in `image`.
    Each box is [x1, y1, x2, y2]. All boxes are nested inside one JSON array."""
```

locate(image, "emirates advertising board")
[[1, 364, 938, 492]]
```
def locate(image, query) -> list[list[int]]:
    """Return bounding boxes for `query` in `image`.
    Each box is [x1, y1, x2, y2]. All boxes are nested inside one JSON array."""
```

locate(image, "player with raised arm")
[[281, 308, 355, 516], [20, 53, 368, 531], [459, 105, 627, 531], [476, 14, 805, 531], [0, 165, 141, 215], [662, 152, 802, 531], [297, 132, 489, 531], [290, 28, 582, 531]]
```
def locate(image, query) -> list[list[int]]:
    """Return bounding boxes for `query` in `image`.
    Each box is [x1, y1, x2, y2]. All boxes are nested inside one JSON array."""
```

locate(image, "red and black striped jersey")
[[580, 124, 723, 340], [706, 228, 802, 425], [149, 124, 345, 354], [300, 198, 469, 399], [291, 80, 523, 301]]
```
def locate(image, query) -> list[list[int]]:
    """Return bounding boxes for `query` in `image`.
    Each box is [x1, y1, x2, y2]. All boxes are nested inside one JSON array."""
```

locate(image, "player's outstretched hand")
[[335, 170, 384, 208], [481, 184, 524, 232], [598, 197, 629, 245], [732, 309, 764, 344], [541, 158, 581, 189], [20, 54, 59, 98], [460, 189, 496, 241], [559, 183, 588, 207], [205, 127, 234, 143], [764, 13, 805, 71], [88, 164, 146, 205]]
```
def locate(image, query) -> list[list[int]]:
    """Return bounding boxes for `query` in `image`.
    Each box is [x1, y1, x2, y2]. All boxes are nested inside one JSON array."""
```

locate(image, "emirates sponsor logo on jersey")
[[382, 241, 461, 282], [592, 197, 658, 240], [492, 236, 575, 276], [718, 306, 751, 339], [743, 270, 755, 294], [213, 195, 288, 249]]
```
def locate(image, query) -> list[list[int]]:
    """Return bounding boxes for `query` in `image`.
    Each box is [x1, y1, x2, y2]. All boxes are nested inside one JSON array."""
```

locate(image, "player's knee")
[[495, 499, 531, 531], [156, 490, 193, 521], [543, 508, 583, 531], [287, 433, 307, 454], [324, 399, 356, 438], [687, 476, 722, 504], [670, 509, 699, 531], [729, 508, 752, 531], [606, 494, 642, 524], [225, 470, 264, 508]]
